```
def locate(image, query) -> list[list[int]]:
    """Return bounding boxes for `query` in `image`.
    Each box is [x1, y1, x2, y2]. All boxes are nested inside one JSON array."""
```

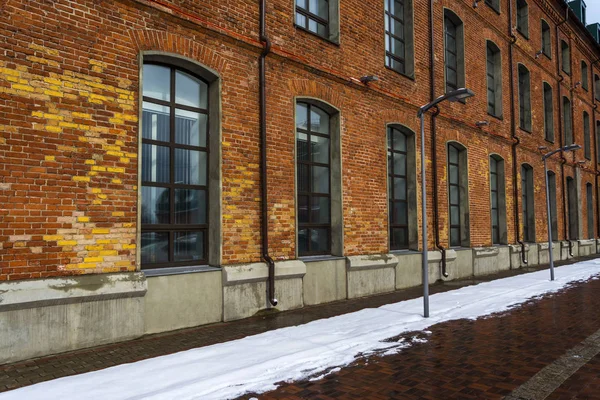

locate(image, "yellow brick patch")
[[57, 240, 78, 246], [84, 257, 103, 263], [107, 167, 125, 173], [72, 176, 90, 182], [92, 228, 110, 234], [111, 178, 122, 184], [77, 216, 90, 223], [45, 125, 62, 133], [112, 211, 124, 217], [43, 235, 64, 241], [122, 244, 136, 250], [44, 156, 55, 161]]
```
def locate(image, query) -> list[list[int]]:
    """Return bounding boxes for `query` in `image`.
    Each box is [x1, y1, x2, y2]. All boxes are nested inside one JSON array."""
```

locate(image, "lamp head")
[[359, 75, 379, 84], [447, 88, 475, 102], [563, 144, 581, 152]]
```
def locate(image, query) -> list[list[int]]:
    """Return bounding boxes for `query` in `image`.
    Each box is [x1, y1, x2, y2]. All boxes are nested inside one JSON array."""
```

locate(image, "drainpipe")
[[593, 59, 600, 242], [259, 0, 277, 307], [508, 0, 527, 264], [429, 0, 448, 277], [556, 8, 573, 257]]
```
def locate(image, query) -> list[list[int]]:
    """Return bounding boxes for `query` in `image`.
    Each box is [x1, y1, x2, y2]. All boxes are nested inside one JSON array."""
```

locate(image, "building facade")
[[1, 0, 600, 363]]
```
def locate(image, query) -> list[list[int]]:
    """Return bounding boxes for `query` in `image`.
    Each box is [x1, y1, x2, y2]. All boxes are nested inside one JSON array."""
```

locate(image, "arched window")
[[563, 97, 572, 145], [388, 125, 417, 250], [516, 0, 529, 38], [296, 100, 341, 256], [541, 20, 551, 58], [584, 111, 591, 160], [486, 41, 502, 118], [547, 171, 558, 240], [385, 0, 414, 77], [582, 61, 589, 91], [521, 164, 535, 242], [567, 176, 579, 240], [518, 64, 531, 132], [587, 183, 594, 239], [490, 155, 507, 244], [595, 74, 600, 101], [448, 142, 469, 247], [561, 40, 571, 75], [444, 10, 465, 94], [141, 59, 219, 269], [543, 82, 554, 142]]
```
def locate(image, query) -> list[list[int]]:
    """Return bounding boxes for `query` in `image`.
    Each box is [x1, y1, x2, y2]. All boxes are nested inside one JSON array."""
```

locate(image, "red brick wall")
[[0, 0, 598, 280]]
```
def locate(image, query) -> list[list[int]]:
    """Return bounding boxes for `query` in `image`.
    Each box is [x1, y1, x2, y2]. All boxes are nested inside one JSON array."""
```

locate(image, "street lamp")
[[541, 144, 581, 281], [417, 88, 475, 318]]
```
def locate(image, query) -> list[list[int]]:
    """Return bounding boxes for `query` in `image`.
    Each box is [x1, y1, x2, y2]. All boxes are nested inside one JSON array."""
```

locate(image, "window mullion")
[[169, 68, 176, 263]]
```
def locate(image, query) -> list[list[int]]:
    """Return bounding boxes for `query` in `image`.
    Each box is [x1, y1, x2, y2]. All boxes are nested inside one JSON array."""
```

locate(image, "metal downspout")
[[556, 8, 573, 257], [259, 0, 277, 307], [508, 0, 527, 264], [430, 0, 448, 277], [594, 60, 600, 242]]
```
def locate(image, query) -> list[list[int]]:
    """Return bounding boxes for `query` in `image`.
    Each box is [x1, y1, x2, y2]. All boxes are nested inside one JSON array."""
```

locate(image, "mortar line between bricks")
[[503, 327, 600, 400]]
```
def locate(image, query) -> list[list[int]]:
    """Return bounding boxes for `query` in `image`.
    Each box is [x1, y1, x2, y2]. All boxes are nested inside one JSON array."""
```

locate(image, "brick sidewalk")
[[0, 256, 598, 396]]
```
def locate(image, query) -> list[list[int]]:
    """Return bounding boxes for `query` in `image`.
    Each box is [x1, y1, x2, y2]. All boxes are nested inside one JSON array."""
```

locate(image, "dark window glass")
[[485, 0, 499, 12], [141, 63, 209, 268], [587, 184, 594, 239], [561, 41, 571, 75], [516, 0, 529, 37], [543, 83, 554, 142], [567, 177, 578, 240], [541, 20, 551, 57], [563, 97, 572, 145], [548, 172, 558, 239], [584, 112, 591, 160], [487, 42, 501, 117], [597, 121, 600, 165], [444, 16, 458, 93], [297, 102, 331, 255], [490, 157, 500, 244], [296, 0, 329, 39], [595, 75, 600, 101], [388, 126, 411, 250], [385, 0, 407, 75], [521, 165, 534, 242], [448, 144, 462, 247], [582, 61, 589, 91], [518, 65, 531, 131]]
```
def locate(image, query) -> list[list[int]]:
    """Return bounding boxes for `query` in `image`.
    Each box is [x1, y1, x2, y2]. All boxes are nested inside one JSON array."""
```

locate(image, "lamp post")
[[417, 88, 475, 318], [541, 144, 581, 281]]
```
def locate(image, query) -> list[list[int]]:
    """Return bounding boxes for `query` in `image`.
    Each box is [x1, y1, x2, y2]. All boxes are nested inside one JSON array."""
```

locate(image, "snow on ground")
[[3, 259, 600, 400]]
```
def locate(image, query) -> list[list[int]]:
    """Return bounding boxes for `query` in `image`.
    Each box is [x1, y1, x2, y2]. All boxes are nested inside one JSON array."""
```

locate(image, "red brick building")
[[1, 0, 600, 363]]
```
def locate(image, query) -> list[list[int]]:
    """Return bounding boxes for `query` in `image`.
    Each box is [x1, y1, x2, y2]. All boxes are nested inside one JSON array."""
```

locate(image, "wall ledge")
[[473, 247, 499, 258], [578, 239, 595, 247], [0, 272, 147, 312], [222, 261, 307, 285], [346, 254, 398, 271]]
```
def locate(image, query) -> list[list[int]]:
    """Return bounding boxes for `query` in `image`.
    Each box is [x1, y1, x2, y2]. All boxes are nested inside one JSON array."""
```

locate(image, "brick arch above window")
[[129, 30, 229, 73], [287, 79, 344, 111]]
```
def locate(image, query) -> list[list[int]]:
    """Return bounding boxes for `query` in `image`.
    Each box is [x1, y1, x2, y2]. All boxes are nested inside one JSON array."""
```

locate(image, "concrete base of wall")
[[472, 246, 509, 276], [538, 242, 560, 265], [394, 251, 422, 289], [303, 258, 347, 305], [346, 254, 398, 299], [221, 261, 306, 322], [578, 239, 595, 256], [144, 271, 222, 334], [0, 273, 146, 364]]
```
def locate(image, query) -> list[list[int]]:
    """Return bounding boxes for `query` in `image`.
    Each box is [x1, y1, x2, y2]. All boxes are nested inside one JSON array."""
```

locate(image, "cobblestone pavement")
[[1, 257, 599, 399], [241, 270, 600, 399]]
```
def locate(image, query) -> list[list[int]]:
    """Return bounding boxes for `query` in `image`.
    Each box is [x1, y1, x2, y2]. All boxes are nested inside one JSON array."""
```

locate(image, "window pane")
[[310, 228, 329, 253], [450, 205, 460, 225], [142, 102, 170, 142], [298, 229, 309, 254], [141, 232, 169, 264], [392, 228, 408, 248], [308, 18, 318, 33], [393, 153, 406, 175], [310, 0, 328, 19], [490, 159, 497, 173], [310, 135, 329, 164], [450, 185, 459, 204], [311, 196, 330, 224], [175, 70, 207, 109], [393, 130, 406, 151], [175, 109, 207, 147], [141, 186, 170, 224], [491, 192, 498, 208], [297, 0, 306, 7], [143, 64, 170, 101], [296, 12, 307, 28], [142, 144, 170, 183], [298, 164, 309, 192], [394, 177, 406, 200], [298, 196, 309, 223], [310, 107, 330, 135], [175, 189, 206, 225], [492, 209, 499, 225], [449, 164, 459, 184], [450, 228, 460, 247], [490, 172, 497, 189], [312, 165, 330, 193], [175, 149, 207, 186], [174, 231, 204, 262], [317, 22, 327, 37], [394, 201, 407, 225], [296, 103, 308, 130], [297, 132, 309, 161]]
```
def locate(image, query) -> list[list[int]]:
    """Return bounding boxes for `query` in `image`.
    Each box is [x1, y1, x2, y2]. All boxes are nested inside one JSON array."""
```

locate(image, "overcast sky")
[[587, 2, 600, 25]]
